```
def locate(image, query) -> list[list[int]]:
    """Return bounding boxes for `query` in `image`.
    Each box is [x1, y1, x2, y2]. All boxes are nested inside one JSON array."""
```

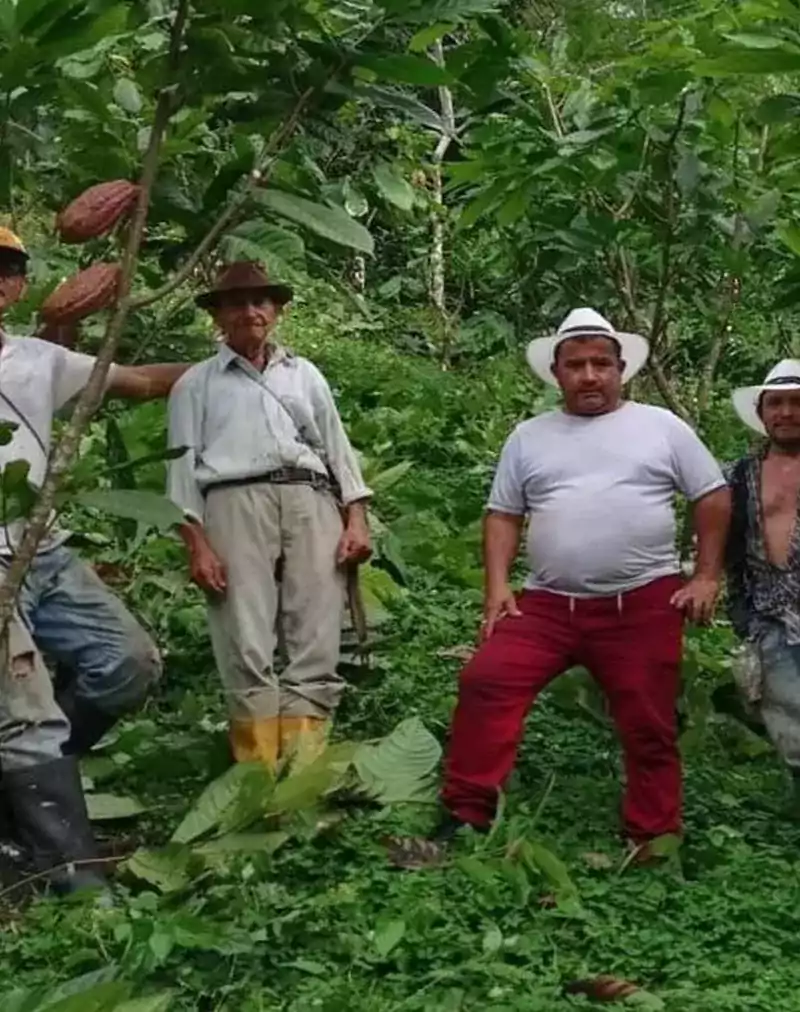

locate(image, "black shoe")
[[431, 813, 489, 842], [56, 690, 117, 757], [3, 756, 108, 895]]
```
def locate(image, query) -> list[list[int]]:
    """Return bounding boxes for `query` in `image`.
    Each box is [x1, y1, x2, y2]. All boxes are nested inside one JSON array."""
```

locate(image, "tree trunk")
[[429, 40, 456, 367]]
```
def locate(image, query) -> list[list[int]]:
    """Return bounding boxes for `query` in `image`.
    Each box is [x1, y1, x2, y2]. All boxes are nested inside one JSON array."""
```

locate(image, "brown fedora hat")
[[196, 260, 293, 310]]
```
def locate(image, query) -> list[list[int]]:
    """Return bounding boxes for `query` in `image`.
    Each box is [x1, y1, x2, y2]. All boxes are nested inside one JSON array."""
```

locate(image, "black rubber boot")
[[56, 690, 117, 757], [2, 756, 108, 895]]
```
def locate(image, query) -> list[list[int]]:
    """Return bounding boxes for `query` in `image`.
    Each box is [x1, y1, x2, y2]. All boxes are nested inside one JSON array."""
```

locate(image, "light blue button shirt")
[[166, 344, 371, 521]]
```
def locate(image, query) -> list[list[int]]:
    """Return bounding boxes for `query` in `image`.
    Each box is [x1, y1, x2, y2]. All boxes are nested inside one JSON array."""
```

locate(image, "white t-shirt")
[[488, 401, 726, 596], [0, 335, 112, 554]]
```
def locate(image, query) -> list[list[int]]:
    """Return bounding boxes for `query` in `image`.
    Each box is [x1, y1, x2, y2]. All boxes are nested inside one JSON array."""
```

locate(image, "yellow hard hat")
[[0, 227, 28, 259]]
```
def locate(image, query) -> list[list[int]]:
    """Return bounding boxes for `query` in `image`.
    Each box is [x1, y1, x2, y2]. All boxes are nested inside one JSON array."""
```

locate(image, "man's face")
[[0, 260, 27, 315], [760, 389, 800, 448], [212, 290, 282, 354], [551, 336, 624, 416]]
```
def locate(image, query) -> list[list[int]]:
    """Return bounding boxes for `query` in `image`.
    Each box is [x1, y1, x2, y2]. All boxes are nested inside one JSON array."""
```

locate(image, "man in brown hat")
[[167, 261, 372, 769]]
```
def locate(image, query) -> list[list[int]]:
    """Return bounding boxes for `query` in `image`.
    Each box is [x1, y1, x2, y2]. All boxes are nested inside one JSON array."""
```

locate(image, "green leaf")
[[357, 54, 454, 87], [358, 564, 405, 625], [172, 762, 269, 844], [0, 421, 17, 445], [75, 490, 184, 531], [216, 765, 276, 835], [343, 179, 369, 218], [194, 831, 289, 862], [258, 190, 374, 254], [374, 919, 406, 958], [113, 77, 142, 114], [354, 716, 441, 804], [373, 163, 415, 211], [723, 32, 795, 49], [755, 93, 800, 123], [377, 0, 500, 25], [777, 223, 800, 257], [270, 741, 358, 813], [0, 968, 123, 1012], [125, 845, 192, 893], [86, 793, 147, 821], [105, 446, 188, 476], [331, 81, 449, 133], [695, 48, 800, 75], [113, 995, 174, 1012], [364, 460, 414, 493], [520, 839, 580, 910], [408, 22, 454, 52]]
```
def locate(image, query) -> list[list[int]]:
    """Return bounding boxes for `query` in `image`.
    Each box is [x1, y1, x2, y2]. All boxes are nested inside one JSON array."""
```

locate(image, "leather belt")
[[202, 467, 331, 498]]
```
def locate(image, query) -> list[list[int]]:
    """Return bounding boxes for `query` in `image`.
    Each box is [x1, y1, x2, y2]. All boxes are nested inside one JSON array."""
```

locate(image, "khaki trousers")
[[204, 483, 346, 723]]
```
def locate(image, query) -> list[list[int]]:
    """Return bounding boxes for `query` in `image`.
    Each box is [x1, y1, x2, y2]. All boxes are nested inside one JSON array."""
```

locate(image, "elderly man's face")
[[212, 291, 282, 355], [551, 336, 625, 416], [760, 389, 800, 449]]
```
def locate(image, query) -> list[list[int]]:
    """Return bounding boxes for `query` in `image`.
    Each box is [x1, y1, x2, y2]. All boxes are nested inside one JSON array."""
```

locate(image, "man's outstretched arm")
[[107, 363, 191, 401]]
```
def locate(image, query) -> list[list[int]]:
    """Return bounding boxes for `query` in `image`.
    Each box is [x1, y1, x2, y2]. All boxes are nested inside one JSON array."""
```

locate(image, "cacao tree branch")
[[130, 81, 319, 312], [0, 0, 191, 631]]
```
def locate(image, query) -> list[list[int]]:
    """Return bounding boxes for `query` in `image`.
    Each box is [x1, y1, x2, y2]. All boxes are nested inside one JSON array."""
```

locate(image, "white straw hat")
[[732, 359, 800, 435], [526, 307, 650, 387]]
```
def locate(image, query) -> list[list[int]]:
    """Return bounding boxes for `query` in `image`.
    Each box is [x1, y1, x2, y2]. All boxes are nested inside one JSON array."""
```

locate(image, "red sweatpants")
[[441, 576, 684, 841]]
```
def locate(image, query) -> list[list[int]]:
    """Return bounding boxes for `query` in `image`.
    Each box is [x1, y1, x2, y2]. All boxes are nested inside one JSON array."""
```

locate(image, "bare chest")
[[760, 457, 800, 566]]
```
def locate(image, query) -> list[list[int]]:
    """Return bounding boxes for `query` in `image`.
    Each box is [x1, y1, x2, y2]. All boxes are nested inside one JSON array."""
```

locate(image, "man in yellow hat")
[[167, 261, 372, 772], [0, 228, 188, 895]]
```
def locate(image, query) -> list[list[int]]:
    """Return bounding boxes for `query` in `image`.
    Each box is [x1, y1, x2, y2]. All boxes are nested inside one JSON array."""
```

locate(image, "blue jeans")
[[0, 545, 161, 770], [759, 623, 800, 773]]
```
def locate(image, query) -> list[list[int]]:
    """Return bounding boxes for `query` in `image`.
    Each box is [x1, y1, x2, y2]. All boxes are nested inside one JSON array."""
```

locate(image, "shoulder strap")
[[0, 388, 47, 458]]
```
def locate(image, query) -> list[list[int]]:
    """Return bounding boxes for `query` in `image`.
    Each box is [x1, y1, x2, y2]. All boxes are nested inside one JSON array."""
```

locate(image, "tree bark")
[[429, 41, 456, 366]]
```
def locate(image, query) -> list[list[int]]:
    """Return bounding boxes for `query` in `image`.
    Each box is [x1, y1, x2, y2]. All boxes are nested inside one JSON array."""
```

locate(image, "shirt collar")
[[216, 342, 291, 371]]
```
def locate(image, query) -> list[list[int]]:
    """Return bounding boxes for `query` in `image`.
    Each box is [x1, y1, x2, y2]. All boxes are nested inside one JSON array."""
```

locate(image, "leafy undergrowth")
[[0, 325, 795, 1011]]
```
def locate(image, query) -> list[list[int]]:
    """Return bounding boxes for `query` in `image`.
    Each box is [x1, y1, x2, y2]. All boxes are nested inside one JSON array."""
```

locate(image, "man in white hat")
[[437, 307, 730, 855], [727, 360, 800, 797]]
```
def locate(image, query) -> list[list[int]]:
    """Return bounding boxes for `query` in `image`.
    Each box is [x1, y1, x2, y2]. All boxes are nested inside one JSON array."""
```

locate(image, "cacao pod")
[[40, 262, 122, 324], [564, 976, 641, 1002], [56, 180, 139, 244], [36, 319, 81, 349]]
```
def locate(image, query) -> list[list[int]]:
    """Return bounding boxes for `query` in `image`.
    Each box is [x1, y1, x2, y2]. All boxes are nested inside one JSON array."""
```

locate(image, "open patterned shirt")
[[725, 450, 800, 645]]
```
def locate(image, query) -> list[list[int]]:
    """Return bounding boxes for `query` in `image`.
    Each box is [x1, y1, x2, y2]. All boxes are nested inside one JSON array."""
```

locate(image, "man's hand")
[[481, 584, 521, 642], [179, 521, 226, 597], [671, 575, 720, 625], [189, 542, 227, 597], [337, 515, 372, 566]]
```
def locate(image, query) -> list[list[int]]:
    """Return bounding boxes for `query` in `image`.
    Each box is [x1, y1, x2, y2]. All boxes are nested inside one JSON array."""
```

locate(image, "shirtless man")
[[727, 360, 800, 792]]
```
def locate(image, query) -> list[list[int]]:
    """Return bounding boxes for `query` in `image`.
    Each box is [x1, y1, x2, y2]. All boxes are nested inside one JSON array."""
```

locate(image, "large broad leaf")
[[520, 840, 581, 914], [125, 845, 192, 894], [373, 163, 415, 211], [257, 190, 374, 254], [328, 81, 449, 134], [44, 984, 132, 1012], [353, 717, 441, 804], [75, 490, 184, 531], [194, 831, 289, 864], [0, 968, 122, 1012], [114, 995, 174, 1012], [358, 564, 405, 625], [755, 93, 800, 124], [171, 762, 273, 844], [269, 741, 358, 814], [777, 223, 800, 258], [695, 48, 800, 75], [356, 54, 454, 87], [86, 793, 147, 821], [222, 220, 306, 273]]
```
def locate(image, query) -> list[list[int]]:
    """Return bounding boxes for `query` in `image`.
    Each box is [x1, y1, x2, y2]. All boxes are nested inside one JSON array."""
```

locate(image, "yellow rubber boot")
[[279, 716, 330, 771], [229, 717, 280, 771]]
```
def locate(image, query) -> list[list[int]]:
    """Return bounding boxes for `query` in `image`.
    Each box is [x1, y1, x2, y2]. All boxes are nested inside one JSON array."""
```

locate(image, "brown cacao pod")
[[564, 976, 641, 1002], [36, 319, 81, 349], [56, 180, 139, 244], [40, 262, 122, 324]]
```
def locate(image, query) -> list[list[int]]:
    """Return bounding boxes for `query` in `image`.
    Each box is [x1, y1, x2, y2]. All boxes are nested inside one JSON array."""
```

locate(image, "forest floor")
[[0, 319, 798, 1012]]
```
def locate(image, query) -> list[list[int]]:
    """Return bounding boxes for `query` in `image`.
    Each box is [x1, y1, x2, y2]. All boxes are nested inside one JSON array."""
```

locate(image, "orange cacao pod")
[[40, 262, 122, 324], [56, 180, 139, 244]]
